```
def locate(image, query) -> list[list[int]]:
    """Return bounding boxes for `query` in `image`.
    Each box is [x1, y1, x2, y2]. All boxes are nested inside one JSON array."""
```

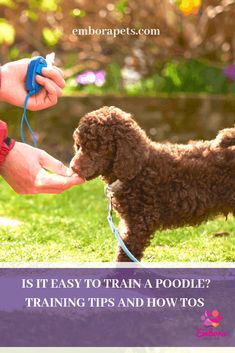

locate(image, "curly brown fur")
[[71, 106, 235, 262]]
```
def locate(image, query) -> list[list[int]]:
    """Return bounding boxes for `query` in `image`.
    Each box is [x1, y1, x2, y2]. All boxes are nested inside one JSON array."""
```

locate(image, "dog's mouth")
[[71, 165, 83, 178], [70, 161, 83, 178], [70, 164, 99, 181]]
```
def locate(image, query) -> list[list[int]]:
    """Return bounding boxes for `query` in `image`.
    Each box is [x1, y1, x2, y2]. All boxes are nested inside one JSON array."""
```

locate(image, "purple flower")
[[77, 70, 106, 86], [224, 65, 235, 80]]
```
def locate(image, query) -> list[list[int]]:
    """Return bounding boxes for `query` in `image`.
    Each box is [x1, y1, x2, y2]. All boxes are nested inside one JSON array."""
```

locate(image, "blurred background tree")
[[0, 0, 235, 95]]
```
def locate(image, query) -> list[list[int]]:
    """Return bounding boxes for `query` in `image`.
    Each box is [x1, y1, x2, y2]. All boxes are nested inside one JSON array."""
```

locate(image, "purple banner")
[[0, 268, 234, 347]]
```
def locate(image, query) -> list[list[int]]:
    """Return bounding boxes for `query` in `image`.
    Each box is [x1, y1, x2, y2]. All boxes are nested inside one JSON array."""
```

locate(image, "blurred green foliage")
[[65, 59, 234, 96], [70, 8, 86, 18], [116, 0, 129, 13], [103, 63, 122, 92], [126, 59, 234, 95], [42, 27, 63, 47], [28, 0, 60, 12], [161, 60, 229, 94], [0, 18, 15, 45], [0, 0, 15, 8]]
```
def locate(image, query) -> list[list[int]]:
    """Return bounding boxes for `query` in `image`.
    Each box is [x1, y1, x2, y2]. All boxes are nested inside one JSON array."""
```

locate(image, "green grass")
[[0, 178, 234, 262]]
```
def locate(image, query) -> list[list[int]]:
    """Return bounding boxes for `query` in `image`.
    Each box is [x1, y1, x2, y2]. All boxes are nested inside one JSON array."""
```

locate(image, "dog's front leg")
[[115, 219, 152, 262]]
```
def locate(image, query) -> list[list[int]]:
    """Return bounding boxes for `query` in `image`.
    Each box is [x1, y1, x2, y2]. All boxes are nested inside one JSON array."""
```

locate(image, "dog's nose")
[[69, 158, 78, 173]]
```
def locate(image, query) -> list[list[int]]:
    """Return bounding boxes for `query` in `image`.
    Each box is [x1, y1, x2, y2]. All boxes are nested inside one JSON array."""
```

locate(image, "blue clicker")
[[25, 56, 47, 94], [21, 56, 48, 146]]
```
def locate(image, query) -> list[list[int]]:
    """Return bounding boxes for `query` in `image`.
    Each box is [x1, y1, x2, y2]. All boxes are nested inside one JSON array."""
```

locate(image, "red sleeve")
[[0, 120, 15, 166]]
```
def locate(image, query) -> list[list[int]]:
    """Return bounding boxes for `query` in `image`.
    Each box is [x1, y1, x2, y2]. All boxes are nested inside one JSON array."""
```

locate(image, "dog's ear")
[[112, 119, 149, 181]]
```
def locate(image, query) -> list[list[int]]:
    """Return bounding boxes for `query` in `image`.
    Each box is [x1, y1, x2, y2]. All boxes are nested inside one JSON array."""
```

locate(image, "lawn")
[[0, 178, 234, 262]]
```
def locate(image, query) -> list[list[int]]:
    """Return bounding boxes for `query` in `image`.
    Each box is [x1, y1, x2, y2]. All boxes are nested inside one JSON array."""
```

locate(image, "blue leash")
[[107, 214, 139, 263], [20, 91, 37, 147], [106, 187, 139, 263]]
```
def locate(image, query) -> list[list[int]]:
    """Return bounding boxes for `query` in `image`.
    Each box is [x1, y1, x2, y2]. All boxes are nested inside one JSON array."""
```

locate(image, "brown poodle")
[[70, 106, 235, 262]]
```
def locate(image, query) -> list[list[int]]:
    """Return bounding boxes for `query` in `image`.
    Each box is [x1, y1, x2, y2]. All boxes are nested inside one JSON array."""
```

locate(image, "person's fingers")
[[39, 150, 72, 176], [41, 67, 65, 88], [35, 169, 84, 194], [36, 75, 62, 97], [52, 66, 65, 79], [32, 76, 62, 111]]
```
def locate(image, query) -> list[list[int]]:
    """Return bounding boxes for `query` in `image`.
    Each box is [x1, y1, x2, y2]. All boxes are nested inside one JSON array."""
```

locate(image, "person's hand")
[[0, 58, 65, 111], [0, 142, 84, 194]]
